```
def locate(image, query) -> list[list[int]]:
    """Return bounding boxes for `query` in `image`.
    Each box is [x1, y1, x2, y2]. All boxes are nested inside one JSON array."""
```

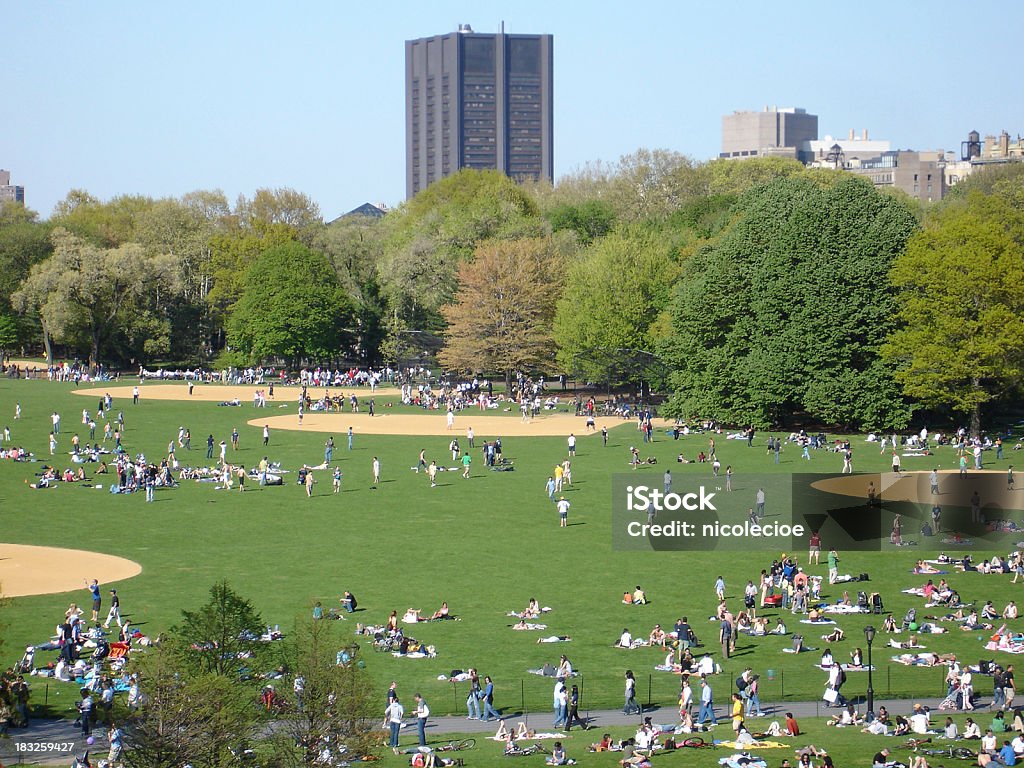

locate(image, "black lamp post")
[[864, 625, 876, 714]]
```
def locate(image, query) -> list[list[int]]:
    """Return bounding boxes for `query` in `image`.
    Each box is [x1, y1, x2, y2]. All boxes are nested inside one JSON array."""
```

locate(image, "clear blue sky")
[[3, 0, 1021, 220]]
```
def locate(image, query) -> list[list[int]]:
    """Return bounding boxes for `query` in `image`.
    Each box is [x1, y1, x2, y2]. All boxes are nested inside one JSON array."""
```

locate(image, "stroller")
[[902, 607, 917, 629], [871, 593, 885, 614], [14, 645, 35, 674]]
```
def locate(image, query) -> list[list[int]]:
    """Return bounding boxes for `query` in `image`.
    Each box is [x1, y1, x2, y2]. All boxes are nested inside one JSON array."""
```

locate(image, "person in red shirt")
[[786, 712, 800, 736]]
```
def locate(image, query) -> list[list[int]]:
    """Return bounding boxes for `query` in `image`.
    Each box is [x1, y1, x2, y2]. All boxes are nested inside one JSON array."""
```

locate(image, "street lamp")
[[864, 625, 876, 714]]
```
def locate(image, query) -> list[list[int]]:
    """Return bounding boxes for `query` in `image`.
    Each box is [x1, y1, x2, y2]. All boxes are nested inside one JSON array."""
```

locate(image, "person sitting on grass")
[[429, 602, 450, 620], [616, 629, 633, 648], [648, 625, 667, 647], [545, 741, 571, 766]]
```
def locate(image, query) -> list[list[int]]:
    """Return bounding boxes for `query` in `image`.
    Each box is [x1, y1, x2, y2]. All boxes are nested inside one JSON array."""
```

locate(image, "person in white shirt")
[[909, 707, 930, 734], [944, 717, 960, 739], [1005, 602, 1019, 620], [964, 718, 982, 739], [982, 729, 998, 754], [616, 629, 633, 648]]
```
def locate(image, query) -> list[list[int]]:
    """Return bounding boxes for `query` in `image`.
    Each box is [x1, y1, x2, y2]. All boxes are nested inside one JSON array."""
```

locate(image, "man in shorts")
[[557, 496, 570, 528]]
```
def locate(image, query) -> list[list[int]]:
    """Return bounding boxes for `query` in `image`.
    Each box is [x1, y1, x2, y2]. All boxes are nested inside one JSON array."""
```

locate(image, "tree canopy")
[[662, 174, 918, 429], [226, 241, 356, 365], [884, 191, 1024, 434], [438, 238, 564, 387]]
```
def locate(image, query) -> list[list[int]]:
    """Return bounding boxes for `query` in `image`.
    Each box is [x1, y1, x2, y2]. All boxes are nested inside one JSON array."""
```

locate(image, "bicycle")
[[436, 738, 476, 752], [678, 736, 715, 749], [914, 745, 976, 761], [505, 743, 550, 756]]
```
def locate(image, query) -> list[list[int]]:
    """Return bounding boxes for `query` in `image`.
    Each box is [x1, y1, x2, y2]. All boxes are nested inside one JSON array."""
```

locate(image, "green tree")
[[883, 192, 1024, 434], [438, 238, 564, 389], [663, 174, 917, 429], [378, 169, 546, 330], [701, 156, 806, 197], [12, 229, 181, 366], [51, 190, 154, 247], [171, 580, 267, 678], [124, 644, 259, 768], [271, 616, 381, 766], [554, 226, 680, 385], [226, 242, 356, 365]]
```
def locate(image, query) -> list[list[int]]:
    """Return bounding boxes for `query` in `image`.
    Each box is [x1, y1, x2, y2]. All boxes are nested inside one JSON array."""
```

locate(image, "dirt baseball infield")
[[0, 543, 142, 598], [246, 411, 633, 438]]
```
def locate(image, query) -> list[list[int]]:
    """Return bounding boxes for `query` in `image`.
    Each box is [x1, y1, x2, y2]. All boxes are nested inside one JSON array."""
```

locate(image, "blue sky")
[[3, 0, 1021, 220]]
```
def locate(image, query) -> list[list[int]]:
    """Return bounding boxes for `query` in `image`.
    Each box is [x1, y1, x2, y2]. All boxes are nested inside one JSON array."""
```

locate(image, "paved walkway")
[[0, 696, 957, 762]]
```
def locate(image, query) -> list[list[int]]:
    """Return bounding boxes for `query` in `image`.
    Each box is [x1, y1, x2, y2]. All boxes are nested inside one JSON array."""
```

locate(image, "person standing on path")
[[384, 696, 404, 750], [557, 496, 570, 528], [414, 693, 429, 747], [623, 670, 641, 715], [466, 672, 482, 720], [553, 678, 568, 728], [446, 408, 455, 431], [930, 468, 940, 495]]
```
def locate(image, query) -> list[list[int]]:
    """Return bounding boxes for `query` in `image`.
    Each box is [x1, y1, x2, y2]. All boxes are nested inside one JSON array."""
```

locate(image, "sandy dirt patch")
[[0, 543, 142, 598], [811, 469, 1008, 503], [249, 412, 632, 438], [72, 383, 400, 403]]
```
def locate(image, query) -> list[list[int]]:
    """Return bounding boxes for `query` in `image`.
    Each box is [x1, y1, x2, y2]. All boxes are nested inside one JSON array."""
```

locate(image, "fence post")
[[453, 682, 458, 716], [887, 667, 891, 696], [521, 678, 525, 714], [648, 675, 653, 709], [781, 670, 784, 701]]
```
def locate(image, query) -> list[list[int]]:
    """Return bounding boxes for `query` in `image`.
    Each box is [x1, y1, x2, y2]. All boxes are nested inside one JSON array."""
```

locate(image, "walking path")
[[0, 696, 957, 763]]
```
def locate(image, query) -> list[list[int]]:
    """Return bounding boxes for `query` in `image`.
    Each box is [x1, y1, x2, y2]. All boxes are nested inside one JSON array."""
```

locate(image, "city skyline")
[[2, 0, 1022, 219]]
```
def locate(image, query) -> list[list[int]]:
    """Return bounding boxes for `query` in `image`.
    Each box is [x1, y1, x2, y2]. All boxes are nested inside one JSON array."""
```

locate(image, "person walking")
[[372, 456, 381, 487], [566, 684, 588, 731], [263, 425, 270, 446], [231, 427, 239, 451], [481, 675, 501, 721], [414, 693, 430, 747], [461, 451, 472, 478], [333, 466, 342, 494], [623, 670, 641, 715], [697, 677, 717, 726], [553, 678, 568, 728], [305, 469, 315, 498], [325, 436, 334, 463], [206, 434, 215, 459], [103, 589, 122, 629], [383, 696, 404, 750], [347, 426, 353, 450], [466, 671, 482, 720]]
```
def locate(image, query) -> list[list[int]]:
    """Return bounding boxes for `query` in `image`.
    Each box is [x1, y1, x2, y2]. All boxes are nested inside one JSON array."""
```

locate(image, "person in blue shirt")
[[1000, 741, 1017, 766]]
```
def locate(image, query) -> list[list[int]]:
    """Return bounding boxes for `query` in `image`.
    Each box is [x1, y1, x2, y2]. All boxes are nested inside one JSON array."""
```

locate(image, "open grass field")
[[2, 376, 1023, 729]]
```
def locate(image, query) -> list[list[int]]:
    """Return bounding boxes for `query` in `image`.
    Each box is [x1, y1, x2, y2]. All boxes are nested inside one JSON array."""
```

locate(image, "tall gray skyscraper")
[[405, 25, 553, 198]]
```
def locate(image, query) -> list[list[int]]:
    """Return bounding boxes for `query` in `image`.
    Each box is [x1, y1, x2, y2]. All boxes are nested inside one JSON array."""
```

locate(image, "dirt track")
[[0, 543, 142, 598], [71, 383, 401, 403]]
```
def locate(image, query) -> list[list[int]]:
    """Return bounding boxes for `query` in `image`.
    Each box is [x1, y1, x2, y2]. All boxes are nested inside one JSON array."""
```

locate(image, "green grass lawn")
[[1, 377, 1021, 721]]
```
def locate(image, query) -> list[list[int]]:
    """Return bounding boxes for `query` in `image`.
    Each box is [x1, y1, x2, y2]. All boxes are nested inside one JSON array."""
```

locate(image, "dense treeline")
[[2, 156, 1023, 430]]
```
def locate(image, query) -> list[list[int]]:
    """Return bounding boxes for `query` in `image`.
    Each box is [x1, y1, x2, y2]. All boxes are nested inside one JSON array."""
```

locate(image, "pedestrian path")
[[0, 696, 955, 762]]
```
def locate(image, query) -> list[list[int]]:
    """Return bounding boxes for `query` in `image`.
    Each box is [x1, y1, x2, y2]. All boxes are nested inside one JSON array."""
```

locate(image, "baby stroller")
[[14, 645, 35, 674], [902, 607, 917, 629], [871, 593, 885, 614]]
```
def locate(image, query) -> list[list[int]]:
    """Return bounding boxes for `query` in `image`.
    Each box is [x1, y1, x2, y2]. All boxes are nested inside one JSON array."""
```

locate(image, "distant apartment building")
[[845, 151, 947, 202], [0, 169, 25, 205], [405, 25, 554, 198], [720, 106, 819, 163]]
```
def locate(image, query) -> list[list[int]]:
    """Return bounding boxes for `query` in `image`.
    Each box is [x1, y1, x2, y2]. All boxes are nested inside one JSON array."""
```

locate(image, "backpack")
[[736, 675, 748, 692]]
